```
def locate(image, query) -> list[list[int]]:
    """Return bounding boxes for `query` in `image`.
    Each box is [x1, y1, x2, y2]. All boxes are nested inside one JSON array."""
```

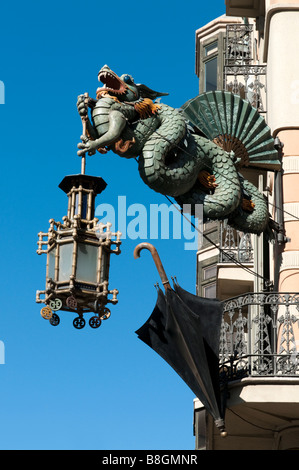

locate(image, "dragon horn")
[[136, 84, 169, 100]]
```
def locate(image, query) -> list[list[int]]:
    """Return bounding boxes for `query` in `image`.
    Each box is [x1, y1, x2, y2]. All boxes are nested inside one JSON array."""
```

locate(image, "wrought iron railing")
[[225, 24, 253, 66], [220, 292, 299, 383], [219, 222, 254, 264], [224, 24, 267, 114]]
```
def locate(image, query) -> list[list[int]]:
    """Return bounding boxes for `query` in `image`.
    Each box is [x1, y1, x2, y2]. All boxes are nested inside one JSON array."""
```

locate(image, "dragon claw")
[[77, 139, 105, 156], [242, 198, 255, 213], [80, 134, 89, 143], [97, 147, 108, 154], [198, 170, 218, 189]]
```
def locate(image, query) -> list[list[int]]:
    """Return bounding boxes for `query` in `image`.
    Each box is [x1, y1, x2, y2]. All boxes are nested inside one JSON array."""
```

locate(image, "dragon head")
[[97, 65, 168, 103]]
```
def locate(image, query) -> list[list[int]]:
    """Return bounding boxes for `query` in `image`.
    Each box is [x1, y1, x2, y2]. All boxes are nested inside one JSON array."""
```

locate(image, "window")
[[205, 57, 218, 91], [203, 265, 217, 280], [203, 282, 217, 299], [203, 40, 218, 92], [198, 33, 225, 94], [198, 258, 218, 298], [205, 41, 218, 57]]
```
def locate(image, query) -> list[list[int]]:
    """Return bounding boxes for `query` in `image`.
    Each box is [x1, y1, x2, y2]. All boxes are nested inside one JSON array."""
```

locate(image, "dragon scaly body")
[[77, 65, 271, 235]]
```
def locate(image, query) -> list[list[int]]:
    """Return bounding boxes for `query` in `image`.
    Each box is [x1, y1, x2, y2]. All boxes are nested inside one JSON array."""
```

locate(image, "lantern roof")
[[59, 174, 107, 195]]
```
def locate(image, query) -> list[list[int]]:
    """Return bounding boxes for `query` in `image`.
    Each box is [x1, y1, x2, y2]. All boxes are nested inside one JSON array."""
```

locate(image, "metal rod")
[[81, 155, 86, 175], [133, 242, 171, 291], [80, 92, 90, 175], [81, 118, 87, 175]]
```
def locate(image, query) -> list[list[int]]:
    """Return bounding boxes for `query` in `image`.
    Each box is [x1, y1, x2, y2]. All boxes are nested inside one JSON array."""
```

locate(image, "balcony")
[[220, 292, 299, 383], [194, 291, 299, 450]]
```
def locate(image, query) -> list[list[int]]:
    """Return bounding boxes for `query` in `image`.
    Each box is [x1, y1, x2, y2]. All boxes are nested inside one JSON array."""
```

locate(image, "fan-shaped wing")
[[181, 91, 280, 170]]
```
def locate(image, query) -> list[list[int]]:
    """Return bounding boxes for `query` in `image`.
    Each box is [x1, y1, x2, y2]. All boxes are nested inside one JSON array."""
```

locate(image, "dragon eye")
[[123, 75, 132, 84]]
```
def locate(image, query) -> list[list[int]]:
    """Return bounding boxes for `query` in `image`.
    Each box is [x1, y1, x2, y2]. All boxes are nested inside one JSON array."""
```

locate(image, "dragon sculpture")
[[77, 65, 280, 236]]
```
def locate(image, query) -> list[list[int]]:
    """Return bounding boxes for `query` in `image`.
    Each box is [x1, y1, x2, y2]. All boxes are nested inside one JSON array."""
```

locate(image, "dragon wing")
[[180, 91, 280, 171]]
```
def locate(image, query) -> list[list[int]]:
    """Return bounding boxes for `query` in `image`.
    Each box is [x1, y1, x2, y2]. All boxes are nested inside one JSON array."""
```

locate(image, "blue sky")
[[0, 0, 225, 450]]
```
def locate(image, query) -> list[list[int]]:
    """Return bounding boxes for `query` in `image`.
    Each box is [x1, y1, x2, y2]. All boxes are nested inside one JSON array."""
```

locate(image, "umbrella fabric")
[[135, 286, 225, 431], [136, 288, 206, 401], [173, 283, 223, 410]]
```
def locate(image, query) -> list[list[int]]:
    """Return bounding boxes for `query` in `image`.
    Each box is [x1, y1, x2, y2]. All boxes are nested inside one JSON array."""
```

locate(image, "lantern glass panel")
[[100, 249, 109, 283], [47, 247, 56, 280], [59, 243, 74, 281], [76, 243, 98, 283]]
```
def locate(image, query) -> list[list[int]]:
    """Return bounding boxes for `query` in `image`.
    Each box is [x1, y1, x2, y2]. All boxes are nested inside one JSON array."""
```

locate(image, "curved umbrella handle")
[[133, 242, 171, 291]]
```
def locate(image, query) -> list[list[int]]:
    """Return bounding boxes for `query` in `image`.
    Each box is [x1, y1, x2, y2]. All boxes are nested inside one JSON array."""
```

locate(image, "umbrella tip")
[[215, 419, 227, 437]]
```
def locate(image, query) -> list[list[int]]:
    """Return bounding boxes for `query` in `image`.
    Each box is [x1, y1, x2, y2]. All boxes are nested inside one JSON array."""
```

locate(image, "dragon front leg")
[[77, 110, 127, 156], [77, 94, 98, 141]]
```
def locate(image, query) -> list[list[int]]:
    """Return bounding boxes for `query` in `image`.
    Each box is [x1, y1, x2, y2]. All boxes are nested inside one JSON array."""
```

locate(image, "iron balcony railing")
[[224, 24, 267, 114], [220, 292, 299, 383], [219, 222, 254, 264]]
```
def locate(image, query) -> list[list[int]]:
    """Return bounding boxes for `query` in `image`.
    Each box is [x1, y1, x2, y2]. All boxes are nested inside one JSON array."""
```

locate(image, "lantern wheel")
[[89, 316, 102, 329], [73, 316, 86, 329], [66, 296, 78, 309], [100, 307, 111, 320], [49, 313, 60, 327], [49, 298, 63, 311], [40, 306, 53, 320]]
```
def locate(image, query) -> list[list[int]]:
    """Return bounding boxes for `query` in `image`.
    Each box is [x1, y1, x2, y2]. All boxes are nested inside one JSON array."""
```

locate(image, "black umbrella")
[[134, 242, 226, 436]]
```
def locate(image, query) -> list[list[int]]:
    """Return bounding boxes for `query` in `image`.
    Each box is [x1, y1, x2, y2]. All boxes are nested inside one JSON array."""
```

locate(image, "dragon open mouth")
[[97, 68, 127, 97]]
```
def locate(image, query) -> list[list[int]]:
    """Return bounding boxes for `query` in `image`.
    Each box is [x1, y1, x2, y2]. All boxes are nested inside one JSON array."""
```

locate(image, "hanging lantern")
[[36, 172, 121, 329]]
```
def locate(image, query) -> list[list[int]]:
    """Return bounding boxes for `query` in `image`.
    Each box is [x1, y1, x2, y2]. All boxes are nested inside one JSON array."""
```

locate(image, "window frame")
[[197, 255, 219, 298], [199, 33, 225, 94], [205, 55, 218, 92], [203, 264, 217, 281], [203, 282, 217, 299]]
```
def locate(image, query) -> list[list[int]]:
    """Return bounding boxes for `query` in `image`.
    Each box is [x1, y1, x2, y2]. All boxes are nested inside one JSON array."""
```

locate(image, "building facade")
[[193, 0, 299, 450]]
